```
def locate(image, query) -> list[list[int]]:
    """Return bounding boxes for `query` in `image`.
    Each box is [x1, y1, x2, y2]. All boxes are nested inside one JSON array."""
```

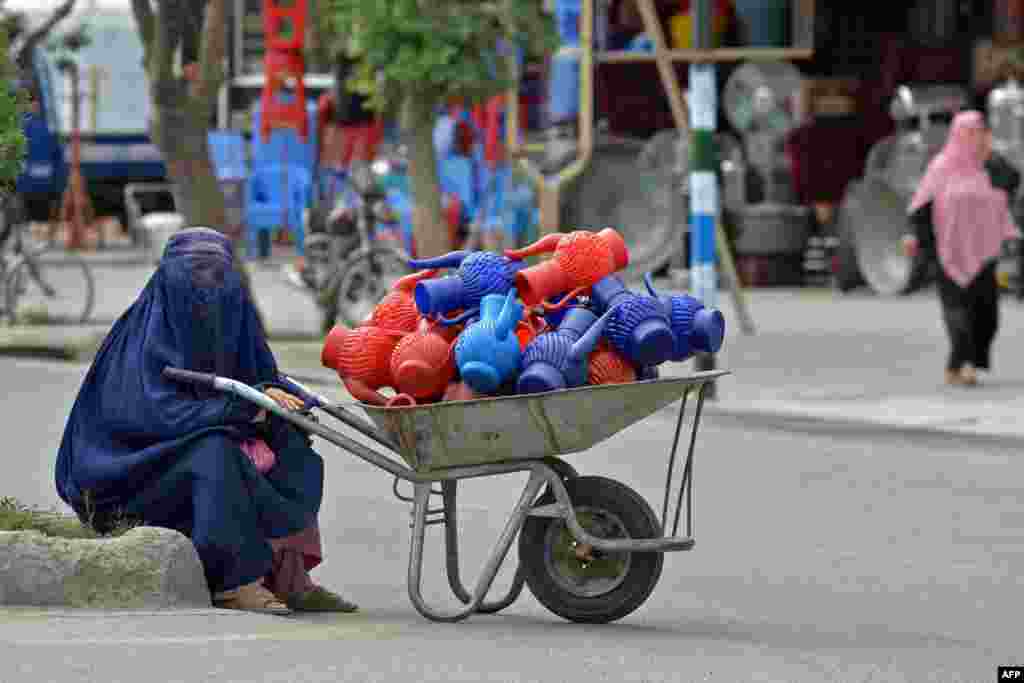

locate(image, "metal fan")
[[567, 135, 681, 281], [840, 175, 932, 296], [863, 127, 949, 199], [723, 61, 804, 136]]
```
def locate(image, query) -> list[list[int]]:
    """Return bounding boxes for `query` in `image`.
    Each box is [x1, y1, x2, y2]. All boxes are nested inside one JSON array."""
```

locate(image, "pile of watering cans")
[[321, 227, 726, 407]]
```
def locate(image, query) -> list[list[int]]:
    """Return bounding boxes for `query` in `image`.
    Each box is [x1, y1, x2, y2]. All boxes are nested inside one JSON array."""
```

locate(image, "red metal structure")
[[260, 0, 309, 141], [59, 63, 95, 249]]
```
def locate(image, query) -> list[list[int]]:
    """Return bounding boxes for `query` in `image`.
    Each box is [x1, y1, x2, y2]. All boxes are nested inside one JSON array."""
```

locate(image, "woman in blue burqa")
[[55, 227, 355, 615]]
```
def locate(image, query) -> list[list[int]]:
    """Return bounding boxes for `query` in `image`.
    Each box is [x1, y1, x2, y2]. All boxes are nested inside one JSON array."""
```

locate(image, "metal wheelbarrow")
[[163, 367, 727, 623]]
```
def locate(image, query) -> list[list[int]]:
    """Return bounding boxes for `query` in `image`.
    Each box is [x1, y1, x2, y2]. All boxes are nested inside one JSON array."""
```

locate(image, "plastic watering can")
[[516, 305, 617, 394], [408, 250, 525, 321], [504, 228, 630, 307], [643, 273, 726, 358], [453, 289, 525, 394], [589, 275, 675, 367]]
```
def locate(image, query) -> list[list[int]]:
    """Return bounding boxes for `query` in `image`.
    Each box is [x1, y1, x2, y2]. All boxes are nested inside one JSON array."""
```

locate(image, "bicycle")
[[304, 158, 412, 333], [0, 194, 96, 325]]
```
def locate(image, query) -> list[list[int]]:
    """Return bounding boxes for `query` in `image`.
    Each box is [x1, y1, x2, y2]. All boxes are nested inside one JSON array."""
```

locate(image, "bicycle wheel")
[[330, 245, 412, 327], [5, 247, 96, 325]]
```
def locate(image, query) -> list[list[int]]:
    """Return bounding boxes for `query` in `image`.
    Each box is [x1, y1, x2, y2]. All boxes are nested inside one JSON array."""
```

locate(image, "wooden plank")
[[596, 47, 814, 64], [633, 0, 690, 136], [792, 0, 816, 50]]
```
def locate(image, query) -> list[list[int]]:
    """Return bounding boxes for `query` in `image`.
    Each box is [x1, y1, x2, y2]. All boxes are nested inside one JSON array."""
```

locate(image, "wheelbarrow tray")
[[359, 373, 723, 472]]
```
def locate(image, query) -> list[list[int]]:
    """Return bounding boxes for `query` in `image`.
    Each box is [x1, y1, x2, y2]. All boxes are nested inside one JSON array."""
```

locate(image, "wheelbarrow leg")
[[407, 468, 548, 622], [441, 480, 528, 613]]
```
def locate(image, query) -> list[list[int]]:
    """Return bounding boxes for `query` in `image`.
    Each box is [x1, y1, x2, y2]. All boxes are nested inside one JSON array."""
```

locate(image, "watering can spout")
[[395, 268, 440, 293], [569, 306, 616, 362], [505, 233, 562, 260], [494, 288, 521, 341], [408, 250, 470, 270]]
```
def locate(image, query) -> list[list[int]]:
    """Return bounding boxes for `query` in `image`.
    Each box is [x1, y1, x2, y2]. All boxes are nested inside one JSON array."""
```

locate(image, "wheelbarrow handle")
[[162, 367, 217, 388]]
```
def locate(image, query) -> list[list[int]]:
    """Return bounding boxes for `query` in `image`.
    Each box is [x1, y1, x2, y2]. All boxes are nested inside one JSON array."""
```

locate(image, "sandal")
[[214, 581, 292, 615], [283, 586, 359, 613]]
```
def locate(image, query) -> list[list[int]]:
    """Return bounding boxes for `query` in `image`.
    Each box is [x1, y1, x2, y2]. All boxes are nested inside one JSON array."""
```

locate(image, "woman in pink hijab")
[[905, 110, 1021, 385]]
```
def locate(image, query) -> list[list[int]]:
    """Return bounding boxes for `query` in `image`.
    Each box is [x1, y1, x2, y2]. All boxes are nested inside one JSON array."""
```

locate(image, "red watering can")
[[322, 324, 405, 388], [504, 228, 630, 307], [587, 340, 637, 386], [321, 324, 416, 407], [390, 318, 458, 401], [367, 269, 439, 333], [442, 381, 485, 402]]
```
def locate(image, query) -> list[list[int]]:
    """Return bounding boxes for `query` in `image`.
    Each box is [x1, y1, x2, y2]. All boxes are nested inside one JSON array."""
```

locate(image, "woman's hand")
[[902, 235, 919, 258], [264, 387, 305, 412]]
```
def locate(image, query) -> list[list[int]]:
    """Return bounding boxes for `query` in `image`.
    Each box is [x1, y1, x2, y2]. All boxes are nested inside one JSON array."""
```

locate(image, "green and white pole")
[[689, 0, 717, 387]]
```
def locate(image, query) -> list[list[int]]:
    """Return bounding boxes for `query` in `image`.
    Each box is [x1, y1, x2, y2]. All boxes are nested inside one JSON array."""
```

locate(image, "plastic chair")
[[250, 100, 318, 173], [244, 163, 313, 259], [207, 131, 248, 181]]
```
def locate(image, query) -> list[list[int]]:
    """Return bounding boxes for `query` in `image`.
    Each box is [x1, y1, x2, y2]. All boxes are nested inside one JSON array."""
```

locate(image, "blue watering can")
[[453, 289, 525, 394], [516, 305, 616, 395], [643, 273, 725, 359], [408, 250, 525, 322], [589, 275, 675, 367]]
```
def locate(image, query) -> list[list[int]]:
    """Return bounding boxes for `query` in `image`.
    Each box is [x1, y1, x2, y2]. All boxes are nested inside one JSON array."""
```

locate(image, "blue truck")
[[16, 47, 166, 226]]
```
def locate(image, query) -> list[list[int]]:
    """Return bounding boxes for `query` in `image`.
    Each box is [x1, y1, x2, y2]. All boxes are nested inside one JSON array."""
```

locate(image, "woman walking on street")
[[905, 110, 1021, 386]]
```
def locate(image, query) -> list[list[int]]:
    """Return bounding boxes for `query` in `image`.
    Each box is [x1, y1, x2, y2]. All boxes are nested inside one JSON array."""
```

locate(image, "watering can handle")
[[539, 285, 590, 312], [342, 378, 391, 407], [435, 308, 480, 327]]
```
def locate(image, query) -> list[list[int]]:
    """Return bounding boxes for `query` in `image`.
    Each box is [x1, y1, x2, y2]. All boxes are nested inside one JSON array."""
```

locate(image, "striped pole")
[[689, 0, 717, 392]]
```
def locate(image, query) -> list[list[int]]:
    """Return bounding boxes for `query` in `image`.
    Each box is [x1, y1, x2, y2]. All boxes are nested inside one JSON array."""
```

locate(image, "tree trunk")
[[401, 95, 449, 259], [151, 97, 226, 228]]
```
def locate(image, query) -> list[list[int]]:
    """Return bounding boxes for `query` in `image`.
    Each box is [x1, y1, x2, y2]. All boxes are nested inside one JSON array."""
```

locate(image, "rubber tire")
[[519, 476, 664, 624], [331, 245, 412, 327]]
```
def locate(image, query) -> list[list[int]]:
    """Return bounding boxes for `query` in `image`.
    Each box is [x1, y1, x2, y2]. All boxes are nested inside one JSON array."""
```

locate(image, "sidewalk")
[[4, 248, 1024, 443]]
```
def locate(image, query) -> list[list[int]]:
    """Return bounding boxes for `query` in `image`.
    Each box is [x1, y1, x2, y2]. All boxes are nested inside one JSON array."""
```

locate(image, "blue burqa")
[[55, 228, 323, 592]]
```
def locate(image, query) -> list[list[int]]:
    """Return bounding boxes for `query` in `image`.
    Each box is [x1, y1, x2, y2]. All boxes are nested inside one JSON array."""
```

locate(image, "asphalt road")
[[1, 357, 1020, 682]]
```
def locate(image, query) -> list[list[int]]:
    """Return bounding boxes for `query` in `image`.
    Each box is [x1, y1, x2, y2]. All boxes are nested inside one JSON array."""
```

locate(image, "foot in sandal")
[[960, 365, 978, 385], [214, 581, 292, 615], [283, 586, 359, 613]]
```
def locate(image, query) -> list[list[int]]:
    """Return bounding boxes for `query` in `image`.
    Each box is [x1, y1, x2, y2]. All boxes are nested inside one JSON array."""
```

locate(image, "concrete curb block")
[[0, 527, 211, 609], [0, 328, 106, 362], [0, 328, 320, 363]]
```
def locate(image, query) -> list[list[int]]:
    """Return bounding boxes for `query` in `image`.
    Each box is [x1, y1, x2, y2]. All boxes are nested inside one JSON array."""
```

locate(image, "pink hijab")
[[908, 110, 1021, 287]]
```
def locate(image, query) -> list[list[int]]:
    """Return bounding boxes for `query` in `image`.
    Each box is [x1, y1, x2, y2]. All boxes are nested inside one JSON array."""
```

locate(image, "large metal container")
[[838, 175, 933, 296], [988, 78, 1024, 174], [889, 84, 968, 124]]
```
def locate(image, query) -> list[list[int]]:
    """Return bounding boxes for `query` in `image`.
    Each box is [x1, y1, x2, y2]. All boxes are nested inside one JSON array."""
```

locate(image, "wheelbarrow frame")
[[162, 367, 726, 622]]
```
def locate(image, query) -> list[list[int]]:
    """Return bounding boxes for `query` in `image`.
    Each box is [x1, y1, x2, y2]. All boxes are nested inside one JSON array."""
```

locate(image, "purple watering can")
[[453, 289, 525, 394], [589, 275, 675, 367], [516, 305, 616, 395], [408, 250, 525, 322], [643, 273, 725, 359]]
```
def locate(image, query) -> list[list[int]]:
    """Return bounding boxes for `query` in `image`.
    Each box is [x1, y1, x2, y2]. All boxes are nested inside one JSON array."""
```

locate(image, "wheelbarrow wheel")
[[519, 476, 664, 624]]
